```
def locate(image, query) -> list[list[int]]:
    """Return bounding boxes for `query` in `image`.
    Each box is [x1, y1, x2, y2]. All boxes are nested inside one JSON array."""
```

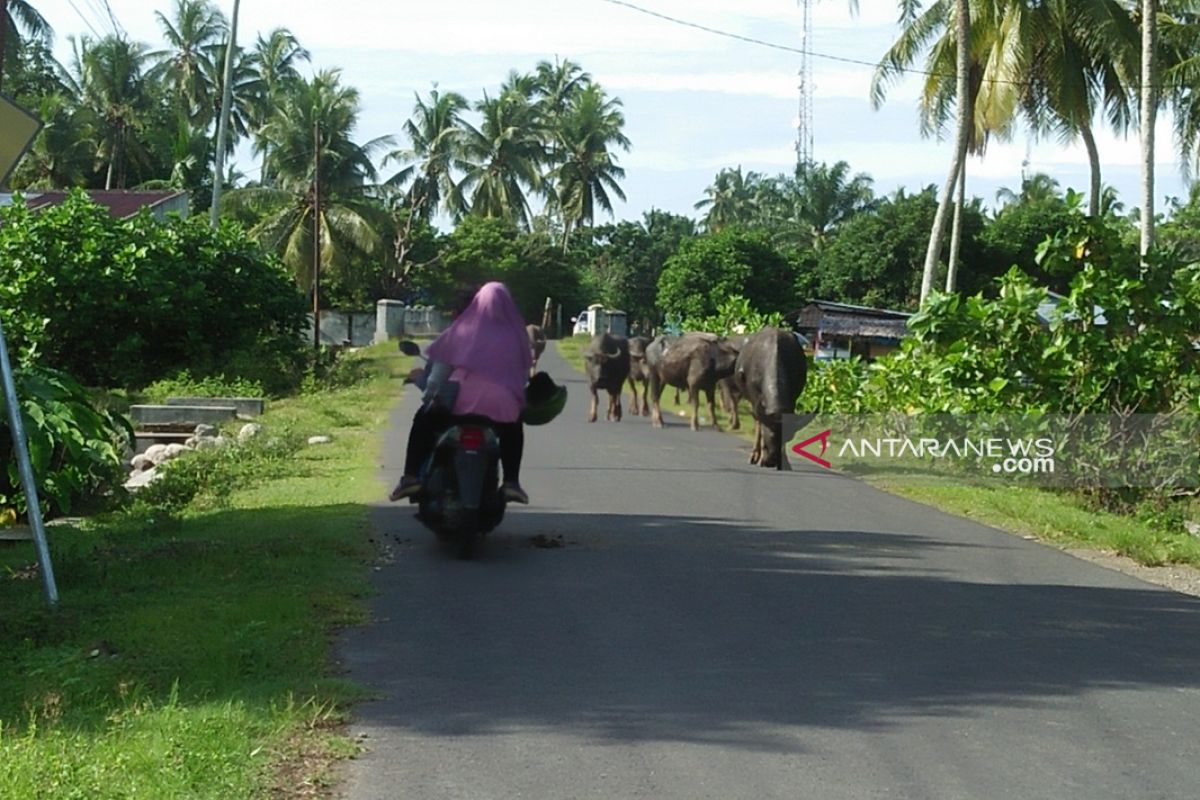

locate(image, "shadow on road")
[[352, 503, 1200, 752]]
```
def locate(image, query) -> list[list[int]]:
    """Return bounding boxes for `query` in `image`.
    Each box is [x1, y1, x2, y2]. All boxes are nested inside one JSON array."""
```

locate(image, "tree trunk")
[[1139, 0, 1157, 256], [945, 157, 966, 292], [0, 0, 9, 97], [921, 0, 971, 302], [1081, 122, 1102, 217]]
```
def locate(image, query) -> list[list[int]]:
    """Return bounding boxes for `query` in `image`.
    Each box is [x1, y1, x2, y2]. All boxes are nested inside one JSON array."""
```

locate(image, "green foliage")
[[683, 295, 783, 336], [141, 372, 266, 404], [0, 192, 309, 388], [586, 210, 696, 330], [0, 366, 131, 518], [658, 229, 794, 321], [135, 429, 304, 513]]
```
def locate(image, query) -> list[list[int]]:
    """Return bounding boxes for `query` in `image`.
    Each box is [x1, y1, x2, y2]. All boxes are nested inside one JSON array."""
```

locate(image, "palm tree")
[[76, 35, 155, 190], [250, 27, 309, 180], [1139, 0, 1158, 255], [994, 171, 1063, 209], [792, 160, 875, 248], [451, 88, 546, 228], [9, 91, 94, 188], [202, 40, 263, 157], [874, 0, 979, 297], [550, 83, 630, 243], [0, 0, 52, 95], [384, 87, 468, 220], [1018, 0, 1138, 218], [226, 69, 391, 294], [151, 0, 225, 126], [694, 166, 762, 232]]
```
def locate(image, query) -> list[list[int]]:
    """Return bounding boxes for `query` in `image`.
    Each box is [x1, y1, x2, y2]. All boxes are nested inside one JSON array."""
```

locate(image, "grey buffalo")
[[626, 336, 652, 416], [583, 332, 630, 422], [527, 324, 546, 372], [733, 326, 808, 467], [647, 332, 739, 431]]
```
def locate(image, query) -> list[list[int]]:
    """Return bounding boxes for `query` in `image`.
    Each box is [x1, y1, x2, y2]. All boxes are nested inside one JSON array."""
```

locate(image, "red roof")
[[24, 190, 187, 218]]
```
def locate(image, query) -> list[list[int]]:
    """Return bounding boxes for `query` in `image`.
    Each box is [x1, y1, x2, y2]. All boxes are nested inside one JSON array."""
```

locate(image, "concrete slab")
[[130, 404, 237, 426], [165, 397, 265, 417]]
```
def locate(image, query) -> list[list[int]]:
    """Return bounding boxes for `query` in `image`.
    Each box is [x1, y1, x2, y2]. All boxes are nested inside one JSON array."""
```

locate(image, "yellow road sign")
[[0, 94, 43, 186]]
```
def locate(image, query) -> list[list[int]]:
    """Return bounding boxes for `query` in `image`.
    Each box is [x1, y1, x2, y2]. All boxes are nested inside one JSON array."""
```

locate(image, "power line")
[[63, 0, 103, 38], [98, 0, 129, 38], [596, 0, 1164, 92]]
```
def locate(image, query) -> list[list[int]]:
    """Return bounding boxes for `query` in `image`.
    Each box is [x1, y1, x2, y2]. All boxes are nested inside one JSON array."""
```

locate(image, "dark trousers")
[[404, 407, 524, 483]]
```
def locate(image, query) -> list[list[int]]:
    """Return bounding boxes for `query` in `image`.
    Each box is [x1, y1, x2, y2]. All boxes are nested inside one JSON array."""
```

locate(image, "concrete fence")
[[373, 300, 452, 342]]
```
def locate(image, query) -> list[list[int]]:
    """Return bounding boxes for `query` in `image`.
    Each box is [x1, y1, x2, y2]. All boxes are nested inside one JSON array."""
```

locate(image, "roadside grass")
[[554, 340, 1200, 570], [865, 478, 1200, 567], [0, 343, 408, 799]]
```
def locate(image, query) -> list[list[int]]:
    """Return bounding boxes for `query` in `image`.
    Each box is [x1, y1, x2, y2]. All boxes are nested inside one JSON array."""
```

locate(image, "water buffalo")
[[716, 334, 752, 430], [644, 334, 681, 406], [733, 326, 808, 468], [626, 336, 652, 416], [527, 324, 546, 372], [647, 332, 739, 431], [583, 332, 630, 422]]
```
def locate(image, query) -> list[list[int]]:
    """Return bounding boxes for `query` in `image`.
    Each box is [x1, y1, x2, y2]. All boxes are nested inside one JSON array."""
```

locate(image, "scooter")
[[400, 341, 506, 558]]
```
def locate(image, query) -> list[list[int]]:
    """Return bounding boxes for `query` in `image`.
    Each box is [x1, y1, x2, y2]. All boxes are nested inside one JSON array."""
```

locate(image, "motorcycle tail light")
[[458, 426, 485, 450]]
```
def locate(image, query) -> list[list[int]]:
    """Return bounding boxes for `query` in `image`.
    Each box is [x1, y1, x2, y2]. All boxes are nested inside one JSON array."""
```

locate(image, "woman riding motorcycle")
[[390, 282, 533, 504]]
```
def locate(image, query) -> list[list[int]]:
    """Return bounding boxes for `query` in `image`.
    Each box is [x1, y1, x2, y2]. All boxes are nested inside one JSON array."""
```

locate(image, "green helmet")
[[523, 373, 568, 426]]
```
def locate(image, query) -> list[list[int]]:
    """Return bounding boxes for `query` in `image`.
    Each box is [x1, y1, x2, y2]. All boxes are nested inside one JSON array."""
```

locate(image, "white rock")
[[164, 444, 189, 460], [123, 467, 161, 491], [131, 454, 153, 472], [194, 424, 218, 437], [185, 436, 200, 448], [144, 444, 170, 465], [308, 435, 333, 445], [238, 423, 263, 443], [1186, 520, 1200, 538], [195, 435, 228, 450]]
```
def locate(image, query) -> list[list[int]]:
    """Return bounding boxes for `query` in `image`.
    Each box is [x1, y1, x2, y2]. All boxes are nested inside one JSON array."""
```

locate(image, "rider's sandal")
[[501, 483, 529, 505], [389, 476, 423, 502]]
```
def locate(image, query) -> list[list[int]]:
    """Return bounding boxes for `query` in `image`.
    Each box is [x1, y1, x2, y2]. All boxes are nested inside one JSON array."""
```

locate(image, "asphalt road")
[[337, 345, 1200, 800]]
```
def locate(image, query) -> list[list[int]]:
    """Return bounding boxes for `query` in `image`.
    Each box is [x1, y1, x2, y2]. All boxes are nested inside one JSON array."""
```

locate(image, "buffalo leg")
[[750, 420, 762, 464], [628, 376, 640, 416], [687, 385, 700, 431], [705, 386, 721, 431], [640, 380, 650, 416], [649, 373, 665, 428], [588, 385, 598, 423]]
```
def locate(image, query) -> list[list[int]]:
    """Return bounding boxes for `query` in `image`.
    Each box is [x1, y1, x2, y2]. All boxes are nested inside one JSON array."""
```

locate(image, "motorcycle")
[[400, 341, 506, 559]]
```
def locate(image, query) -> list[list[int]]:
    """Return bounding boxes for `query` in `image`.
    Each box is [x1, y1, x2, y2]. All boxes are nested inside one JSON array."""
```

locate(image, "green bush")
[[135, 428, 304, 513], [0, 366, 131, 518], [0, 191, 308, 387]]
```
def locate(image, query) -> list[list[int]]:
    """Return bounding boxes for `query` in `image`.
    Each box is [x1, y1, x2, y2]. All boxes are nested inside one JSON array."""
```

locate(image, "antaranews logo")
[[784, 412, 1200, 489], [791, 429, 833, 469]]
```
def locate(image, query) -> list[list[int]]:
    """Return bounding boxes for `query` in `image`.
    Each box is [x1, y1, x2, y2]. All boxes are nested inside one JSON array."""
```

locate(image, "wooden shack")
[[788, 301, 912, 361]]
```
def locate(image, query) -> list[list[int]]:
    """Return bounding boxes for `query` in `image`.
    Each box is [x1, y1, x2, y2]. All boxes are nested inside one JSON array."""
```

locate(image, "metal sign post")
[[0, 318, 59, 606], [0, 92, 56, 605]]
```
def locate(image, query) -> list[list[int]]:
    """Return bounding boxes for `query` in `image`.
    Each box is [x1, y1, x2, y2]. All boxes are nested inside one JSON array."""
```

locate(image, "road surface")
[[337, 345, 1200, 799]]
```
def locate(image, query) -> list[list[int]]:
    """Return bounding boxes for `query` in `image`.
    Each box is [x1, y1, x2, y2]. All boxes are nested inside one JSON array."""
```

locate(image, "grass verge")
[[0, 343, 409, 799], [554, 340, 1200, 570]]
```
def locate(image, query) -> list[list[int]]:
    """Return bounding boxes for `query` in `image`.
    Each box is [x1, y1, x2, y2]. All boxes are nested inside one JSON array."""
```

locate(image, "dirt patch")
[[1061, 546, 1200, 597]]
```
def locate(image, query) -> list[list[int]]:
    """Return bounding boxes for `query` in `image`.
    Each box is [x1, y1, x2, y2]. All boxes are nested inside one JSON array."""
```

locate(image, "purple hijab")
[[426, 282, 532, 403]]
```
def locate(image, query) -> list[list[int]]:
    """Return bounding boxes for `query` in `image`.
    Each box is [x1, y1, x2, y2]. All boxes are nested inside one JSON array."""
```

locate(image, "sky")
[[30, 0, 1194, 224]]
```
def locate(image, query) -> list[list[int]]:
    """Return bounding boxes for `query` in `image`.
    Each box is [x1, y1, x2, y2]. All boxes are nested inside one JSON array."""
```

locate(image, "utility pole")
[[210, 0, 241, 227], [312, 117, 321, 349]]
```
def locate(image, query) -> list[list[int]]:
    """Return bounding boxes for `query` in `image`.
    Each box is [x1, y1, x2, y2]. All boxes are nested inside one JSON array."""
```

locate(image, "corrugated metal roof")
[[20, 190, 187, 218]]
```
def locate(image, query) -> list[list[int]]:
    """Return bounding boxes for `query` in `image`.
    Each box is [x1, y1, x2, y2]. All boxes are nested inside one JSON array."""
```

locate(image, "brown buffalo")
[[583, 332, 630, 422], [733, 327, 808, 467], [647, 332, 739, 431], [527, 324, 546, 372], [626, 336, 652, 416]]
